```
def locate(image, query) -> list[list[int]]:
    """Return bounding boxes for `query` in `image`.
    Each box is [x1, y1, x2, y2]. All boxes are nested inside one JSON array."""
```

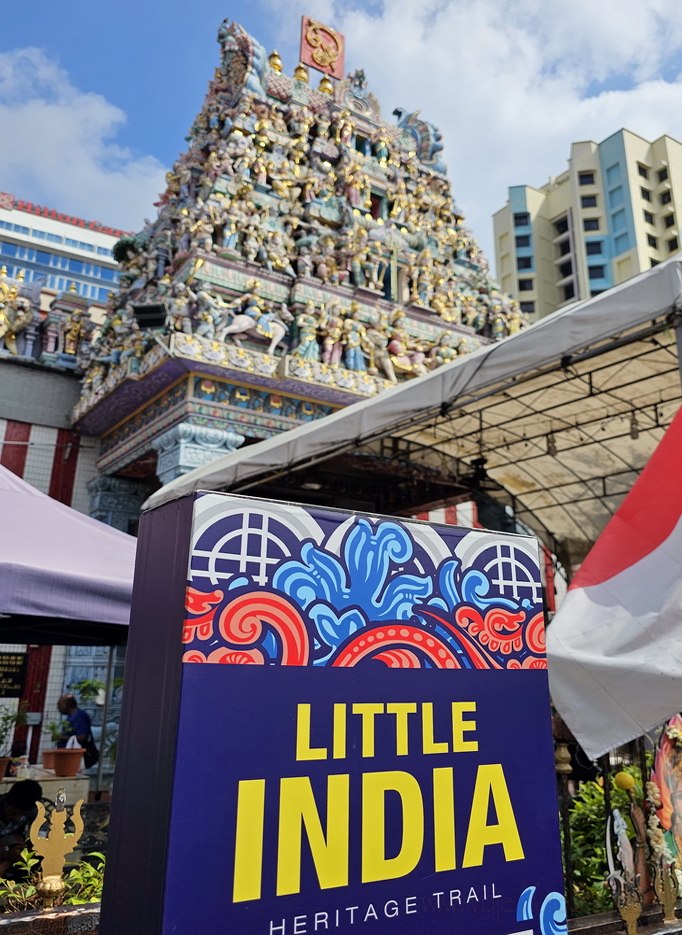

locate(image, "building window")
[[668, 237, 679, 253], [578, 171, 595, 185], [658, 167, 669, 183], [581, 195, 597, 208], [643, 210, 655, 224], [590, 289, 605, 297], [518, 278, 533, 291], [554, 216, 569, 235], [583, 218, 599, 231], [558, 240, 571, 256], [637, 163, 649, 179], [647, 234, 658, 249], [661, 190, 672, 205], [515, 234, 530, 248], [519, 301, 534, 314], [585, 242, 603, 255], [559, 260, 573, 279], [369, 191, 387, 220], [664, 213, 676, 228], [516, 256, 532, 270], [640, 187, 652, 202], [354, 135, 370, 156], [651, 258, 660, 267], [563, 283, 575, 301], [513, 212, 530, 227], [588, 266, 605, 279]]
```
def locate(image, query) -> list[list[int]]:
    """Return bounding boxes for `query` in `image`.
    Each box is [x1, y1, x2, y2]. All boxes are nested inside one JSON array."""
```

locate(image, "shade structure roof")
[[146, 257, 682, 570], [0, 465, 137, 644]]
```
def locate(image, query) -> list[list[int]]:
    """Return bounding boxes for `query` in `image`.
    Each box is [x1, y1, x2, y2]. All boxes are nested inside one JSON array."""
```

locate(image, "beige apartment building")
[[494, 129, 682, 319]]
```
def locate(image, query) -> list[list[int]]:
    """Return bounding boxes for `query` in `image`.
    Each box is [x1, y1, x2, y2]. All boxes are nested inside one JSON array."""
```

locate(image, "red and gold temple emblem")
[[300, 16, 345, 80]]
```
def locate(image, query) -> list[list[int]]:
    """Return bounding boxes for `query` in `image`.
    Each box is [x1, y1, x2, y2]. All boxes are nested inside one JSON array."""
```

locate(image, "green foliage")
[[0, 849, 105, 913], [44, 719, 70, 743], [70, 678, 105, 704], [0, 704, 27, 756], [565, 764, 642, 917], [63, 852, 105, 905], [0, 849, 41, 912]]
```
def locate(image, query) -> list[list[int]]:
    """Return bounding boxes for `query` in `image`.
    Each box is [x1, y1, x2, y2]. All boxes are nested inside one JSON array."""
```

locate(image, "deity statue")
[[292, 301, 321, 361], [364, 314, 397, 384], [319, 302, 345, 367], [334, 110, 354, 147], [194, 290, 233, 339], [62, 310, 85, 357], [190, 213, 215, 253], [296, 246, 314, 279], [342, 304, 368, 371], [372, 129, 391, 165], [429, 331, 460, 368], [0, 269, 33, 356], [167, 281, 197, 334], [264, 231, 296, 276], [388, 311, 429, 377]]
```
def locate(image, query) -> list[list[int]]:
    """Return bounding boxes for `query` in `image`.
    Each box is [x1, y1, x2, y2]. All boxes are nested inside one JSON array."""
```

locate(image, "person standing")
[[56, 694, 91, 748]]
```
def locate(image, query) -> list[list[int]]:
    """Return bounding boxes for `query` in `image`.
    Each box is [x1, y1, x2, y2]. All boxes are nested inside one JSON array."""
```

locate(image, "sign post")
[[101, 493, 564, 935]]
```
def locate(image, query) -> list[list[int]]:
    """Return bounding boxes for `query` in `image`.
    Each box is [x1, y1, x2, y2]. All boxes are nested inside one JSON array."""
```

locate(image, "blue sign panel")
[[142, 494, 564, 935]]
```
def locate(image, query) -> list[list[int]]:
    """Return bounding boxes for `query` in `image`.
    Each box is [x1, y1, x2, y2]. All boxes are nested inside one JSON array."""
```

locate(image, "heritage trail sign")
[[100, 493, 565, 935]]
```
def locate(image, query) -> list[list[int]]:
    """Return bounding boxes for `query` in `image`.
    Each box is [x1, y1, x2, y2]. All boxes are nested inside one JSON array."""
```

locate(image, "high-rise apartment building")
[[493, 129, 682, 319], [0, 190, 124, 309]]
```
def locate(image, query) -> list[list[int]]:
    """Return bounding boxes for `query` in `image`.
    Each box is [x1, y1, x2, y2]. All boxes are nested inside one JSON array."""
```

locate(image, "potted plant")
[[51, 744, 83, 777], [0, 704, 27, 777], [41, 721, 70, 770]]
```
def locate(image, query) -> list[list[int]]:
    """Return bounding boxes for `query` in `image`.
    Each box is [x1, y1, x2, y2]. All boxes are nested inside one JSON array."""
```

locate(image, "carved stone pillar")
[[152, 423, 245, 486], [88, 475, 150, 533]]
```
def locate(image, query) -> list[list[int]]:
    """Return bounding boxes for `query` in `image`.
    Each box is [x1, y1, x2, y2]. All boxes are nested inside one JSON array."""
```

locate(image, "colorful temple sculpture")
[[65, 19, 526, 503]]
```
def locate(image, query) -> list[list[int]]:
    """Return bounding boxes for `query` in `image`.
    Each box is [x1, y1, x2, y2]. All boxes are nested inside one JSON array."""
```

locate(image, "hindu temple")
[[1, 18, 526, 530]]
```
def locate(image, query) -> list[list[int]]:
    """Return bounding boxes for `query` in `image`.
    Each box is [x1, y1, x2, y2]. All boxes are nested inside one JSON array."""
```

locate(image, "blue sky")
[[2, 0, 682, 267]]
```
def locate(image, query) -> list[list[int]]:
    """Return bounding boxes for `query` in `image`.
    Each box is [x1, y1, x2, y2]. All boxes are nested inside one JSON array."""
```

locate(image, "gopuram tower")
[[73, 18, 526, 520]]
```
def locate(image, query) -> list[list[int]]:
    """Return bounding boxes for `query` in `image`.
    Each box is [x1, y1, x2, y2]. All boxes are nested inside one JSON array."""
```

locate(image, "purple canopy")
[[0, 465, 136, 644]]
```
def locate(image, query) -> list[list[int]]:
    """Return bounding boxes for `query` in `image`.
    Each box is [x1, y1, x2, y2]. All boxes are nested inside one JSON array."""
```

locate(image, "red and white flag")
[[547, 404, 682, 760]]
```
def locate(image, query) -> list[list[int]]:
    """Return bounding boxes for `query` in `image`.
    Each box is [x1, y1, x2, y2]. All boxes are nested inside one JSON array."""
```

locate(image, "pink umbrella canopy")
[[0, 465, 136, 643]]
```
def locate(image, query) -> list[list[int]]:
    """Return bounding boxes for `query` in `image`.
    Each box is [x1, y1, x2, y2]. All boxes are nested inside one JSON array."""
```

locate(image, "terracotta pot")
[[52, 748, 83, 777], [42, 749, 56, 770]]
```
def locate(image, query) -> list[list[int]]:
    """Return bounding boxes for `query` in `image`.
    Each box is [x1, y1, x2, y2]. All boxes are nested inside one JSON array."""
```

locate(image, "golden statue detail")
[[0, 267, 33, 355], [29, 790, 84, 908]]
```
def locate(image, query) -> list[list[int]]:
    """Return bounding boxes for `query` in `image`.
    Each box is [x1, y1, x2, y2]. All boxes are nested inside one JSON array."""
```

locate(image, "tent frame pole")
[[674, 308, 682, 388], [95, 645, 115, 796]]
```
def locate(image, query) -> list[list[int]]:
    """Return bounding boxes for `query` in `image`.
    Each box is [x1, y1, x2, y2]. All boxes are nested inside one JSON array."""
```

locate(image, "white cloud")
[[263, 0, 682, 267], [6, 6, 682, 272], [0, 48, 165, 231]]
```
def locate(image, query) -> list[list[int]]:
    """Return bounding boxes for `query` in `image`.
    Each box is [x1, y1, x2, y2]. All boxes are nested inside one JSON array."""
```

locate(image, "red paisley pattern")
[[455, 605, 526, 655], [332, 625, 460, 669], [525, 612, 547, 655], [183, 648, 264, 664], [181, 589, 547, 670], [218, 592, 309, 665], [507, 657, 548, 670], [373, 649, 422, 668], [183, 588, 224, 644], [417, 609, 502, 669]]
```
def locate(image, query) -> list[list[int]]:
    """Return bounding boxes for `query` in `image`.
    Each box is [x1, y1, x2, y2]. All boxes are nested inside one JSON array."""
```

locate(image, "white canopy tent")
[[146, 257, 682, 571], [0, 465, 137, 644]]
